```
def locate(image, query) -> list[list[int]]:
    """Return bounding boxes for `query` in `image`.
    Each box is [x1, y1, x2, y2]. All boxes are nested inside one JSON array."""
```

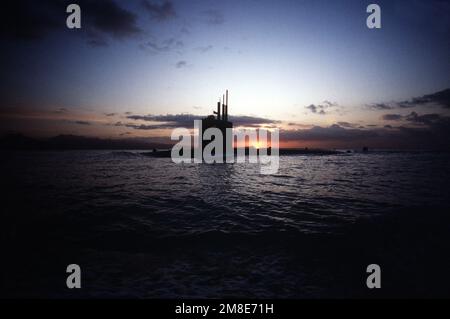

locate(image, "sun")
[[252, 140, 263, 149]]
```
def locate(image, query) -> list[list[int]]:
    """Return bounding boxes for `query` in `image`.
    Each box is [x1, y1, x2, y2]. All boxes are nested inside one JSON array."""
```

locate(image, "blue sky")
[[1, 0, 450, 148]]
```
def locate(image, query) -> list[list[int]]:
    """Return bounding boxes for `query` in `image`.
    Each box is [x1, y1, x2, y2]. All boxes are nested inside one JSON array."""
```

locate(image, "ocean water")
[[2, 151, 450, 298]]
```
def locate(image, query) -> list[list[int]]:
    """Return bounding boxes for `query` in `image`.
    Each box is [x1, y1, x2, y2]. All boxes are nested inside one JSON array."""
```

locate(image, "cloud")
[[382, 114, 403, 121], [84, 0, 142, 39], [368, 103, 394, 110], [305, 101, 338, 115], [126, 114, 201, 127], [282, 124, 377, 142], [141, 0, 176, 21], [229, 116, 281, 128], [323, 100, 337, 107], [140, 38, 184, 54], [72, 120, 91, 126], [195, 45, 213, 53], [405, 112, 444, 125], [1, 0, 142, 43], [53, 108, 68, 114], [280, 121, 450, 149], [202, 10, 225, 25], [123, 123, 167, 130], [105, 113, 117, 117], [175, 60, 187, 68], [369, 88, 450, 110], [121, 113, 280, 129], [398, 88, 450, 109], [382, 112, 447, 126], [113, 120, 187, 130], [306, 104, 320, 114], [336, 121, 358, 128]]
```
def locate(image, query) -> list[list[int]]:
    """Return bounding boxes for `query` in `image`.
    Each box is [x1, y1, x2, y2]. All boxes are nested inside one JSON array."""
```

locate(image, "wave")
[[110, 151, 141, 157]]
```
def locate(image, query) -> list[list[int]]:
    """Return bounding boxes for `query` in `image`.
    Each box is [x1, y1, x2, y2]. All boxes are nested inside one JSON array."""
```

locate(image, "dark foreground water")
[[2, 150, 450, 298]]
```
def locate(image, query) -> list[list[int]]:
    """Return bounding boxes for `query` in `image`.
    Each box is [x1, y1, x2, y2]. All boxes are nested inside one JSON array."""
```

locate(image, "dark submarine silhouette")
[[201, 90, 233, 156]]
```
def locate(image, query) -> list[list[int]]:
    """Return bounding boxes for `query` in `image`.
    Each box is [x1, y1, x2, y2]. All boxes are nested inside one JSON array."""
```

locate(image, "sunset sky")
[[1, 0, 450, 148]]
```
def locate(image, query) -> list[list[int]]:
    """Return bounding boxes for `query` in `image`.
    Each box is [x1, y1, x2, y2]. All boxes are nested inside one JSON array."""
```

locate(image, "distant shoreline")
[[1, 134, 449, 153]]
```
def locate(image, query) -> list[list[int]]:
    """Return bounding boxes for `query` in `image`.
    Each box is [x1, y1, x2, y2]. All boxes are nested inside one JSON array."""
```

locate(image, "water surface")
[[2, 151, 450, 298]]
